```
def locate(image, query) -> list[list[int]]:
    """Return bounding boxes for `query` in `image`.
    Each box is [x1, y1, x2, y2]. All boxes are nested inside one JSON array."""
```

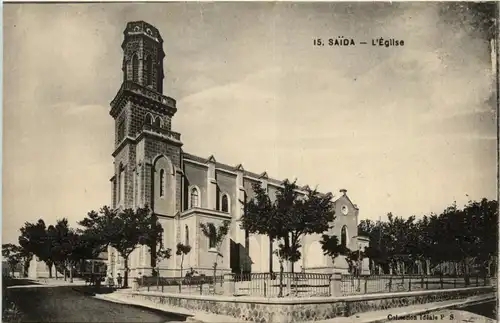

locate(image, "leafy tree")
[[239, 182, 276, 272], [78, 206, 159, 288], [2, 244, 23, 276], [49, 219, 96, 283], [276, 181, 335, 272], [241, 179, 335, 276], [153, 247, 172, 276], [359, 198, 498, 279], [18, 220, 56, 278], [199, 220, 230, 285], [136, 211, 168, 277], [176, 243, 191, 278], [320, 234, 347, 267]]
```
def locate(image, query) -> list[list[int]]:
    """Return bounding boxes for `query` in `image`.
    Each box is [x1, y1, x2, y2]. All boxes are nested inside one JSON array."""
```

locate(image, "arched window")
[[145, 114, 153, 125], [159, 169, 165, 197], [185, 225, 189, 245], [341, 225, 348, 248], [221, 194, 229, 213], [153, 117, 161, 128], [145, 56, 153, 86], [132, 54, 139, 83], [190, 187, 199, 208]]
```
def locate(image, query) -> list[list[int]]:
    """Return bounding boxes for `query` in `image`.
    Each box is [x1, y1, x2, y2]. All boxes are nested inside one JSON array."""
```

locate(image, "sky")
[[3, 2, 498, 244]]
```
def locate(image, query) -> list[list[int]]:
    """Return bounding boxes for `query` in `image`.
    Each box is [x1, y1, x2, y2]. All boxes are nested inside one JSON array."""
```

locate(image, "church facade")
[[107, 21, 369, 279]]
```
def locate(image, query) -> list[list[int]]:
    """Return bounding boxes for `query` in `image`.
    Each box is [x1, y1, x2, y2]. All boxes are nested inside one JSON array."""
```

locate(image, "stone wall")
[[119, 286, 493, 323]]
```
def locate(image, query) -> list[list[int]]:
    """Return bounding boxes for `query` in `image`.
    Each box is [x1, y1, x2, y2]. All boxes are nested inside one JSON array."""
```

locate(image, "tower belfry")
[[121, 21, 165, 92]]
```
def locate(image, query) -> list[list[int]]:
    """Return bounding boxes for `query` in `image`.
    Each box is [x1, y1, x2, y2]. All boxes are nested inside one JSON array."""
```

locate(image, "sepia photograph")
[[2, 1, 499, 323]]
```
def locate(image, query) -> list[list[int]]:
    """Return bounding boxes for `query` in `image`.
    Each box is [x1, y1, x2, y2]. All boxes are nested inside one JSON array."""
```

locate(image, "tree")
[[276, 181, 335, 272], [18, 219, 56, 278], [79, 206, 160, 288], [135, 209, 168, 277], [176, 243, 191, 278], [199, 220, 230, 286], [241, 179, 335, 275], [49, 219, 95, 283], [50, 219, 74, 281], [239, 182, 276, 272], [320, 234, 347, 267], [153, 247, 172, 276], [2, 244, 23, 276]]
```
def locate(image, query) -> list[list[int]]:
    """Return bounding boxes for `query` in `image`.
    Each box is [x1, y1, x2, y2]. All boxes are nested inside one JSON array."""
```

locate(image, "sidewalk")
[[7, 278, 88, 288], [315, 293, 496, 323], [94, 290, 241, 323]]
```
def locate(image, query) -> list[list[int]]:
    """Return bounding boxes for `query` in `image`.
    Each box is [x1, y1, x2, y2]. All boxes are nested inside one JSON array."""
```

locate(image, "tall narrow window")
[[159, 169, 165, 197], [117, 120, 125, 142], [137, 166, 141, 206], [132, 55, 139, 83], [145, 56, 153, 86], [341, 225, 348, 248], [221, 194, 229, 212], [145, 114, 153, 125], [185, 225, 189, 245], [119, 166, 125, 203], [208, 224, 216, 249], [190, 187, 199, 208]]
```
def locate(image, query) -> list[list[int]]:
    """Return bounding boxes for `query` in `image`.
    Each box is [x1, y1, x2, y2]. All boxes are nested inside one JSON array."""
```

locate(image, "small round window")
[[341, 205, 349, 215]]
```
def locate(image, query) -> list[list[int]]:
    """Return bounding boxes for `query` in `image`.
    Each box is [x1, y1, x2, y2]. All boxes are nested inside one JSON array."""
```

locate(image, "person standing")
[[116, 273, 123, 288]]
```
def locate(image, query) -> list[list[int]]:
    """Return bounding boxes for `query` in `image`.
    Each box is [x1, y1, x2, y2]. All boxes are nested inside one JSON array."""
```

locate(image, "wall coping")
[[127, 286, 493, 305]]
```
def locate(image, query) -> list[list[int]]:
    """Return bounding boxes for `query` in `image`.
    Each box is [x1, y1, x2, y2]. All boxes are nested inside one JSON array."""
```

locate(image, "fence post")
[[454, 277, 456, 288], [425, 276, 428, 290], [408, 276, 411, 291], [330, 272, 342, 296], [223, 273, 235, 296], [264, 281, 267, 298], [440, 275, 444, 289], [389, 276, 392, 292], [157, 275, 159, 291], [475, 274, 479, 287], [420, 276, 424, 289], [364, 276, 368, 294]]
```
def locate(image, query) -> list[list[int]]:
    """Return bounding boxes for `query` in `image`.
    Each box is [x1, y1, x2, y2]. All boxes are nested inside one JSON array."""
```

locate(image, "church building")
[[107, 21, 369, 279]]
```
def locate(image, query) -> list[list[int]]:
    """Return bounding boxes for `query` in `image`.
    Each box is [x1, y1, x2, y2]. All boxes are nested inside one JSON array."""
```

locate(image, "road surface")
[[7, 285, 188, 322]]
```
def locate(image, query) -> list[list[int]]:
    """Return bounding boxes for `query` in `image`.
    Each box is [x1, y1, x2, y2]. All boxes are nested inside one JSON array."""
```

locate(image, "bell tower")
[[109, 21, 181, 211], [108, 21, 183, 279]]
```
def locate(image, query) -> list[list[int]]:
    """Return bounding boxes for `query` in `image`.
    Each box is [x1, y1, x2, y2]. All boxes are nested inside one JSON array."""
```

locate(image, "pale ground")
[[98, 288, 495, 323]]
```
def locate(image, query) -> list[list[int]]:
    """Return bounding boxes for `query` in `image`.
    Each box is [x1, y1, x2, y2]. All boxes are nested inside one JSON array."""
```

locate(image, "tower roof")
[[123, 21, 163, 43]]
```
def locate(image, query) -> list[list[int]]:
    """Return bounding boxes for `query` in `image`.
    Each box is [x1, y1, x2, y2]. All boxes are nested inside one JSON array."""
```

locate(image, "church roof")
[[181, 153, 359, 208], [182, 152, 344, 203], [183, 152, 294, 187]]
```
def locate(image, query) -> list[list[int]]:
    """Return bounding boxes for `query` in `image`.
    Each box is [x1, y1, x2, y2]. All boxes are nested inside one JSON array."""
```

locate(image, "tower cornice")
[[111, 130, 183, 158], [110, 81, 177, 119]]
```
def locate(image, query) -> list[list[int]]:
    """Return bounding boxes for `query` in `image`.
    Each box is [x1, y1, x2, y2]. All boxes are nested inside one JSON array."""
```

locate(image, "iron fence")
[[340, 273, 493, 296], [135, 271, 494, 298], [233, 272, 331, 298], [136, 274, 226, 295]]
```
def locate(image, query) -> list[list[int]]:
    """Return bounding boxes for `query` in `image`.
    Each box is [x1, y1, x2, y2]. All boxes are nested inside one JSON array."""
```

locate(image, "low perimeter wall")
[[119, 286, 493, 323]]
